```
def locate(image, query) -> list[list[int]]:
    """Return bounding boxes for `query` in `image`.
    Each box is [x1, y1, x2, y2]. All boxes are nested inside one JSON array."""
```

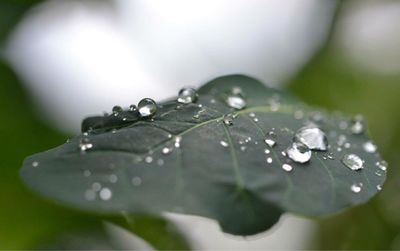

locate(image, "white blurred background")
[[5, 0, 400, 249]]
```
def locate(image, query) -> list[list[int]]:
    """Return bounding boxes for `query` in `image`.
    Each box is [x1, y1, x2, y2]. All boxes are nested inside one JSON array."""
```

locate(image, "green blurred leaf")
[[20, 75, 385, 236]]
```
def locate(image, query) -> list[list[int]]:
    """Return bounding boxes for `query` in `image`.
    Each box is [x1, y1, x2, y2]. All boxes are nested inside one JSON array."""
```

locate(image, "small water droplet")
[[132, 176, 142, 186], [109, 174, 118, 183], [377, 184, 382, 191], [249, 113, 256, 117], [79, 138, 93, 152], [32, 161, 39, 167], [282, 164, 293, 172], [92, 182, 102, 192], [162, 147, 172, 155], [177, 87, 198, 104], [112, 105, 123, 116], [84, 189, 96, 201], [376, 160, 388, 171], [138, 98, 157, 118], [129, 104, 137, 112], [226, 95, 246, 109], [350, 115, 364, 134], [174, 136, 182, 148], [351, 183, 362, 193], [157, 159, 164, 166], [240, 146, 247, 152], [339, 121, 348, 130], [363, 141, 377, 153], [267, 157, 273, 164], [223, 115, 234, 125], [337, 135, 347, 146], [264, 139, 276, 147], [342, 154, 364, 171], [99, 187, 112, 200], [294, 126, 328, 151], [264, 149, 270, 154], [145, 156, 153, 163], [253, 117, 259, 122], [220, 140, 229, 147], [344, 142, 351, 149], [83, 170, 91, 177], [286, 142, 312, 163], [294, 110, 304, 120]]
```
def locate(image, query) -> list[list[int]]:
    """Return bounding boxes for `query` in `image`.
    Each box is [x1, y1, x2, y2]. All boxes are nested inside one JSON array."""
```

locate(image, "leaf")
[[20, 74, 386, 236]]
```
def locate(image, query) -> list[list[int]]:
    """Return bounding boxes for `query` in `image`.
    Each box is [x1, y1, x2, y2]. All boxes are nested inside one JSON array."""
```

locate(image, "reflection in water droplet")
[[138, 98, 157, 118], [286, 142, 311, 163], [351, 183, 362, 193], [99, 187, 112, 200], [267, 157, 273, 164], [342, 154, 364, 171], [132, 176, 142, 186], [220, 140, 229, 147], [294, 126, 328, 151], [226, 95, 246, 109], [282, 164, 293, 172], [177, 87, 198, 104], [363, 141, 377, 153], [264, 139, 276, 147], [32, 161, 39, 167]]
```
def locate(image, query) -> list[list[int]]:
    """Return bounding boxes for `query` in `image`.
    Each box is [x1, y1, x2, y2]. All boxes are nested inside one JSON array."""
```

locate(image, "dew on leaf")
[[363, 141, 377, 153], [112, 105, 123, 116], [99, 187, 112, 200], [350, 115, 364, 134], [162, 147, 172, 155], [174, 136, 182, 148], [342, 154, 364, 171], [267, 157, 273, 164], [138, 98, 157, 118], [226, 95, 246, 109], [282, 164, 293, 172], [286, 142, 311, 163], [264, 149, 270, 154], [145, 156, 153, 163], [177, 87, 198, 104], [220, 140, 229, 148], [294, 126, 328, 151], [264, 138, 276, 147], [351, 183, 362, 193], [223, 115, 234, 125], [377, 185, 382, 191]]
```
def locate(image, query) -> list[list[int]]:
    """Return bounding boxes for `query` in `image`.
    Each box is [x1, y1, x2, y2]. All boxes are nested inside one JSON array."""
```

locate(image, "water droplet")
[[84, 189, 96, 201], [294, 110, 304, 120], [377, 185, 382, 191], [226, 95, 246, 109], [351, 183, 362, 193], [109, 174, 118, 183], [174, 136, 182, 148], [339, 121, 348, 130], [83, 170, 91, 177], [145, 156, 153, 163], [138, 98, 157, 118], [223, 115, 234, 125], [157, 159, 164, 166], [112, 105, 123, 116], [267, 157, 273, 164], [220, 140, 229, 147], [264, 139, 276, 147], [162, 147, 172, 155], [286, 142, 311, 163], [253, 117, 259, 122], [376, 160, 388, 171], [99, 187, 112, 200], [294, 126, 328, 151], [177, 87, 198, 104], [129, 104, 137, 112], [79, 138, 93, 152], [92, 182, 102, 192], [363, 141, 377, 153], [342, 154, 364, 171], [249, 113, 256, 117], [132, 176, 142, 186], [337, 135, 347, 146], [344, 142, 351, 149], [240, 146, 247, 152], [32, 161, 39, 167], [282, 164, 293, 172], [264, 149, 270, 154], [350, 115, 364, 134], [232, 86, 243, 95]]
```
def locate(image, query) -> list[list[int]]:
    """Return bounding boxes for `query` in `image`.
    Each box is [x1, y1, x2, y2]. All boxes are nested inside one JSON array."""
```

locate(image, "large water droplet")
[[138, 98, 157, 118], [282, 164, 293, 172], [286, 142, 311, 163], [351, 183, 362, 193], [342, 154, 364, 171], [99, 187, 112, 200], [294, 126, 328, 151], [363, 141, 377, 153], [177, 87, 198, 104], [226, 95, 246, 109]]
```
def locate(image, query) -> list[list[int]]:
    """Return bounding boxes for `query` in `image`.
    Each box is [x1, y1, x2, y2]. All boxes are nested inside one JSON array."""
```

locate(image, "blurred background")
[[1, 0, 400, 249]]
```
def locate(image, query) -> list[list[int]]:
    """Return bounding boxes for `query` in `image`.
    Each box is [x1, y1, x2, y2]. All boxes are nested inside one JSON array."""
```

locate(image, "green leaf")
[[20, 74, 386, 236]]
